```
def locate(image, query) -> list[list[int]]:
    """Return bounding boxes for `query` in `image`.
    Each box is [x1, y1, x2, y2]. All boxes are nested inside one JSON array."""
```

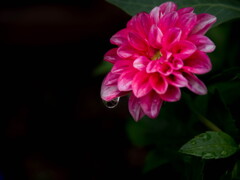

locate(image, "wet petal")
[[133, 56, 150, 71], [132, 71, 152, 98], [184, 50, 212, 74], [183, 72, 207, 95], [140, 91, 163, 118], [160, 85, 181, 102], [129, 94, 145, 121], [118, 70, 137, 91], [191, 13, 217, 35], [150, 73, 168, 94], [101, 83, 125, 102], [188, 35, 215, 53], [103, 72, 119, 86]]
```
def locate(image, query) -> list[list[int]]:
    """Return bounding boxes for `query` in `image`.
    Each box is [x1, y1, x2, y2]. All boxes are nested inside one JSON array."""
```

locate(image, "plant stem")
[[197, 114, 222, 132]]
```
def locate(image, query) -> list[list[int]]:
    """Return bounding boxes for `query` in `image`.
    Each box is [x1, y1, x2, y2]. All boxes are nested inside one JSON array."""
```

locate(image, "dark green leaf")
[[106, 0, 240, 26], [179, 131, 239, 159], [93, 61, 112, 76]]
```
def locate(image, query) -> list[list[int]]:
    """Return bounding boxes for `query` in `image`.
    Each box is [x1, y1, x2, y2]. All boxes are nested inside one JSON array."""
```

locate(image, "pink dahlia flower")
[[101, 1, 216, 121]]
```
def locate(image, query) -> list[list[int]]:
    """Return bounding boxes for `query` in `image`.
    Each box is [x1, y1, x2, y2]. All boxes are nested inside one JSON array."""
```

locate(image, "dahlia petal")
[[110, 29, 128, 46], [117, 45, 139, 59], [172, 40, 197, 60], [132, 71, 152, 98], [140, 91, 163, 118], [191, 13, 217, 35], [188, 35, 216, 53], [146, 60, 160, 73], [118, 70, 136, 91], [158, 62, 173, 76], [128, 32, 148, 51], [150, 6, 160, 24], [133, 56, 150, 71], [136, 12, 151, 38], [176, 13, 197, 38], [171, 58, 184, 70], [150, 73, 168, 94], [166, 71, 188, 87], [101, 83, 124, 102], [162, 27, 182, 49], [103, 72, 119, 86], [129, 94, 145, 121], [159, 2, 177, 15], [184, 50, 212, 74], [104, 48, 119, 63], [159, 11, 179, 33], [148, 24, 163, 48], [177, 7, 194, 15], [160, 85, 181, 102], [183, 72, 207, 95], [111, 60, 132, 74]]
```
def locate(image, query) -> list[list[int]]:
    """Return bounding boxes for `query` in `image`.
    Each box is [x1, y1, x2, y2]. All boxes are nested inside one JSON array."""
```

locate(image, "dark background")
[[0, 0, 146, 179]]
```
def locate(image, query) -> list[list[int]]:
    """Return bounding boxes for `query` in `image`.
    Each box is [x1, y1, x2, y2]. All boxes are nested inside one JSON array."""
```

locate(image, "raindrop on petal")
[[103, 97, 120, 108]]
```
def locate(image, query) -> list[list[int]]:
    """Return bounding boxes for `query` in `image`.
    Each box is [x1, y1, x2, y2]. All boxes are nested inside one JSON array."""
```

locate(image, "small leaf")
[[179, 131, 239, 159], [93, 61, 113, 75], [106, 0, 240, 27]]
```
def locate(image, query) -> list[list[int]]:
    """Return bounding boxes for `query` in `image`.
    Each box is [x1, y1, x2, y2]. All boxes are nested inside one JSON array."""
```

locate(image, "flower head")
[[101, 1, 216, 121]]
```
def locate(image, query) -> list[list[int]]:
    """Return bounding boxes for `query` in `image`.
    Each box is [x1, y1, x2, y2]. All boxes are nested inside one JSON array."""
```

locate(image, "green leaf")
[[93, 61, 112, 76], [106, 0, 240, 26], [179, 131, 239, 159]]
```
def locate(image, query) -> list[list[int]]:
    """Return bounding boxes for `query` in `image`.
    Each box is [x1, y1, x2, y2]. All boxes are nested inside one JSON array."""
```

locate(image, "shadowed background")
[[0, 0, 148, 179]]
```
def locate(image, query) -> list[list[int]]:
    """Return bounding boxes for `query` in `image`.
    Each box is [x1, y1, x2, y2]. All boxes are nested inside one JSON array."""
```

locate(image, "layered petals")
[[191, 13, 217, 35], [183, 72, 207, 95], [129, 94, 145, 121], [101, 2, 216, 121], [160, 85, 181, 102], [118, 70, 137, 91], [132, 71, 152, 98], [188, 35, 215, 53], [184, 50, 212, 74], [140, 91, 163, 118], [150, 73, 168, 94]]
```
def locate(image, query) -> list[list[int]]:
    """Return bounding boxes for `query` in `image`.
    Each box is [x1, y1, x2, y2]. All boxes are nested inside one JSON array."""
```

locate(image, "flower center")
[[151, 50, 162, 60]]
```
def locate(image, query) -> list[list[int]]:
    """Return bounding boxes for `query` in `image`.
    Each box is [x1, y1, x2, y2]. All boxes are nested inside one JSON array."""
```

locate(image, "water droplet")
[[103, 97, 120, 108], [202, 152, 215, 159], [221, 150, 227, 156]]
